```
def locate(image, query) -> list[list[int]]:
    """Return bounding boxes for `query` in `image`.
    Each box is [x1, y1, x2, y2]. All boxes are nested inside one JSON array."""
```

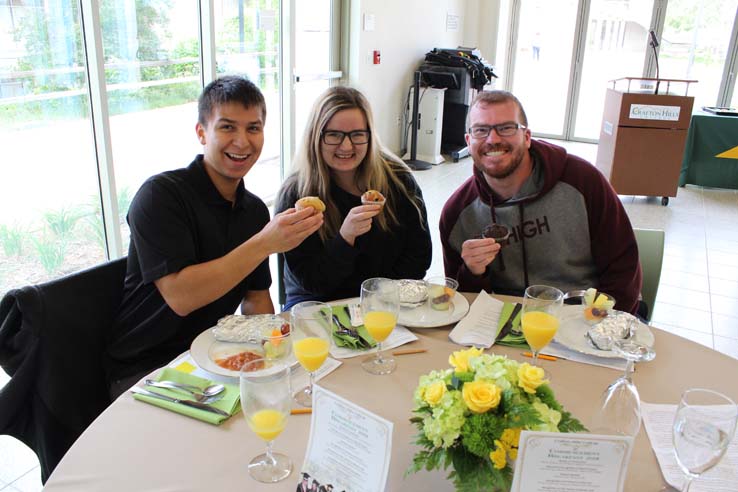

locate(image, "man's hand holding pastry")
[[461, 238, 501, 275]]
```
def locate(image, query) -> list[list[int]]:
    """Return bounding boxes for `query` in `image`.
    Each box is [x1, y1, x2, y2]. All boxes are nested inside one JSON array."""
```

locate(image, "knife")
[[130, 387, 230, 417], [496, 303, 523, 341]]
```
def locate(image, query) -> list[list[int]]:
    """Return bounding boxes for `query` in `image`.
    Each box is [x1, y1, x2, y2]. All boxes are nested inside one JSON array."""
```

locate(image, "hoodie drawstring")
[[519, 203, 530, 289]]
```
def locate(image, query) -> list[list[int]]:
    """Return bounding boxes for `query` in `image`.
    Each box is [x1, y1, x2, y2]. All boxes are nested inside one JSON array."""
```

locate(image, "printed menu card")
[[511, 431, 633, 492], [299, 385, 393, 492]]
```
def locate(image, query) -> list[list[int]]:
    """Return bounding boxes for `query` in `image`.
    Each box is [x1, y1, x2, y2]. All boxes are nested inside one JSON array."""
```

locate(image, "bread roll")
[[295, 196, 326, 213]]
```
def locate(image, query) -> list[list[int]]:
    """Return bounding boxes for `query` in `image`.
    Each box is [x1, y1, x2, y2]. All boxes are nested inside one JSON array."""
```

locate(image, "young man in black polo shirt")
[[106, 76, 323, 397]]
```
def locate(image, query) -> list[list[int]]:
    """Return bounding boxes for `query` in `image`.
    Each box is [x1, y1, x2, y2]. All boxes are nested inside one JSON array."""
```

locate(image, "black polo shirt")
[[106, 155, 271, 381]]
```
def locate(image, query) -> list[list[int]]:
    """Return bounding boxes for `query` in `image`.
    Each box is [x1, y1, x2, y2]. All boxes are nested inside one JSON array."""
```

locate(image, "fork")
[[144, 380, 224, 403]]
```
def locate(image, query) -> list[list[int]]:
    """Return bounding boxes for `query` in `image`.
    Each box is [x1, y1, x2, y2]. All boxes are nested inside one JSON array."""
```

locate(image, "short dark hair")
[[467, 90, 529, 127], [198, 75, 266, 126]]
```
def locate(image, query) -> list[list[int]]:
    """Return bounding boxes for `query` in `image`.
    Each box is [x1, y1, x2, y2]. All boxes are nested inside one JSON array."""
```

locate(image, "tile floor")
[[2, 139, 738, 490]]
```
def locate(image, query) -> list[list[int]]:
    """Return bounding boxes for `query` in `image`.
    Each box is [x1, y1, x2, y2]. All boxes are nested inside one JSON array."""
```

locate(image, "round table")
[[43, 293, 738, 491]]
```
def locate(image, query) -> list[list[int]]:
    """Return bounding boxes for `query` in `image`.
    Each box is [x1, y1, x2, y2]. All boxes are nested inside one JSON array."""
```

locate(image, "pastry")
[[361, 189, 386, 205], [295, 196, 326, 213], [482, 223, 511, 247]]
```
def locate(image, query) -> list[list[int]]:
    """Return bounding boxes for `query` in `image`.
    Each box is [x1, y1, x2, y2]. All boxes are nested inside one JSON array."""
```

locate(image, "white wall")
[[346, 0, 475, 153]]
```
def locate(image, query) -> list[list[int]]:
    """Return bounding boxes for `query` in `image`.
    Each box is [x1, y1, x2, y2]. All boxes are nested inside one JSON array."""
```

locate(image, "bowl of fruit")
[[426, 276, 459, 312], [582, 288, 616, 325], [259, 318, 292, 360]]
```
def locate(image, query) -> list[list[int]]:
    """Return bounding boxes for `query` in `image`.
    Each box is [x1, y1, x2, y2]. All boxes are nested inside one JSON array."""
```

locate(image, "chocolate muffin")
[[482, 223, 510, 247]]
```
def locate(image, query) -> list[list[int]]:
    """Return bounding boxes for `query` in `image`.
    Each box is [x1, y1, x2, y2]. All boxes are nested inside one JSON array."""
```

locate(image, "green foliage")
[[32, 235, 66, 274], [44, 207, 82, 239], [534, 384, 586, 432], [460, 413, 505, 458], [0, 225, 24, 256], [449, 445, 511, 492]]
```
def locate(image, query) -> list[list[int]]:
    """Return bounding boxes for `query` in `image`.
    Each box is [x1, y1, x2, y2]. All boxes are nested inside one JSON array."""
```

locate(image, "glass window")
[[293, 0, 333, 148], [0, 1, 105, 298], [510, 0, 579, 136], [573, 0, 655, 140], [660, 0, 738, 109], [102, 1, 202, 250], [215, 0, 281, 203]]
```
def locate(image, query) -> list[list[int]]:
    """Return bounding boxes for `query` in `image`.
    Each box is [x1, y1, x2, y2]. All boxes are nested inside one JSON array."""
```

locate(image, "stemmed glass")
[[240, 358, 292, 483], [360, 277, 400, 375], [520, 285, 563, 378], [672, 388, 737, 492], [591, 338, 656, 436], [291, 301, 332, 407]]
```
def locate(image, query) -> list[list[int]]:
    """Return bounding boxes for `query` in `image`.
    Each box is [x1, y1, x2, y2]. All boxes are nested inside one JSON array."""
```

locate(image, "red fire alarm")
[[373, 50, 381, 65]]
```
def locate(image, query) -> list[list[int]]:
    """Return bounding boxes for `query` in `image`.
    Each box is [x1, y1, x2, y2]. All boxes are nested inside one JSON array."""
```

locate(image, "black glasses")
[[321, 130, 371, 145], [468, 122, 527, 139]]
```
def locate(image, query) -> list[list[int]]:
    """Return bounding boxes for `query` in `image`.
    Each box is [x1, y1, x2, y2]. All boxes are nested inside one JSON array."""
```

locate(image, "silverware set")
[[131, 379, 229, 417]]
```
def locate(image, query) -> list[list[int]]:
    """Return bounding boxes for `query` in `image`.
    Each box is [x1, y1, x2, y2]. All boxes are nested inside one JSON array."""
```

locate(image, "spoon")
[[144, 379, 226, 402]]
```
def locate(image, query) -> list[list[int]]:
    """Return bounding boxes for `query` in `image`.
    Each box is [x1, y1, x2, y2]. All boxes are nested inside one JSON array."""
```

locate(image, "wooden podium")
[[595, 77, 696, 205]]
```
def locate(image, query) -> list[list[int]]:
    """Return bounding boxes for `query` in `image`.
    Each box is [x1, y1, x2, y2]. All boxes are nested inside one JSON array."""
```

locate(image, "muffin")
[[482, 223, 511, 247], [295, 196, 326, 213], [361, 189, 386, 206]]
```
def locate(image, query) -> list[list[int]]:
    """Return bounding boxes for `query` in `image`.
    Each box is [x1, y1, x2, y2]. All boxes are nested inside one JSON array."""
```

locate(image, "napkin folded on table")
[[495, 302, 529, 349], [132, 367, 240, 425], [328, 305, 376, 350]]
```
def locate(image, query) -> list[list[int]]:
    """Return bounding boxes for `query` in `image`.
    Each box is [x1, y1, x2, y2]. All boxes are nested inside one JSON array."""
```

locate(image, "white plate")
[[554, 305, 655, 359], [398, 294, 470, 329], [190, 328, 298, 378]]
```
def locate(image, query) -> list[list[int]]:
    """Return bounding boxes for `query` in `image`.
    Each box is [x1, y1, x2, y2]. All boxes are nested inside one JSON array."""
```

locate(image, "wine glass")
[[520, 285, 563, 378], [591, 338, 656, 436], [240, 358, 292, 483], [360, 277, 400, 375], [672, 388, 737, 492], [291, 301, 332, 407]]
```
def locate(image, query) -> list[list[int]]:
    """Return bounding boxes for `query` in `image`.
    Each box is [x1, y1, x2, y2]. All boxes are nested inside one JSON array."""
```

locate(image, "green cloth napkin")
[[495, 302, 530, 349], [132, 367, 240, 425], [329, 305, 376, 349]]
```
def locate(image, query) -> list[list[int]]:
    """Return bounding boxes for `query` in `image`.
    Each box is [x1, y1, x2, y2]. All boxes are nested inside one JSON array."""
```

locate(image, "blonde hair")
[[285, 86, 425, 242]]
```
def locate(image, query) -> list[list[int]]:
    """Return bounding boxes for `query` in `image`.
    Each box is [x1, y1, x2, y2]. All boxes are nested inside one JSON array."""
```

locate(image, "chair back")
[[633, 228, 665, 323], [0, 257, 127, 482]]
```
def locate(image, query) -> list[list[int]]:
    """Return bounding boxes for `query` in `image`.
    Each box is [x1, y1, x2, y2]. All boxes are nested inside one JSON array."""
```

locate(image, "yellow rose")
[[462, 380, 501, 413], [517, 362, 547, 394], [423, 381, 446, 406], [448, 347, 483, 372], [489, 440, 507, 469]]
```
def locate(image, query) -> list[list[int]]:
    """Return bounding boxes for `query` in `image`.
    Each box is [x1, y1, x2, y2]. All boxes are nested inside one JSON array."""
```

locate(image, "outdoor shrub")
[[32, 235, 66, 274], [44, 207, 83, 239], [0, 225, 24, 256]]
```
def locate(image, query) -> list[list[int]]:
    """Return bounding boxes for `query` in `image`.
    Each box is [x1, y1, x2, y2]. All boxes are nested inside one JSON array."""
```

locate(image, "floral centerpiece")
[[407, 348, 586, 491]]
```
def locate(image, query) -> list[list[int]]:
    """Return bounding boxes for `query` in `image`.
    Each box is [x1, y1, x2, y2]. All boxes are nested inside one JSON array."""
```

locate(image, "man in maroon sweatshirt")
[[440, 90, 642, 314]]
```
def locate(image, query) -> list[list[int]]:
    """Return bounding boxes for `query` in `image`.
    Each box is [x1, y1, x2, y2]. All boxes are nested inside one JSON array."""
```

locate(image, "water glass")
[[591, 339, 655, 436], [672, 388, 737, 492]]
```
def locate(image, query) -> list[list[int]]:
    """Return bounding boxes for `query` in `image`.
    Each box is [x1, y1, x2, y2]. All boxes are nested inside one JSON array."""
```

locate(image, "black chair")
[[0, 257, 127, 483]]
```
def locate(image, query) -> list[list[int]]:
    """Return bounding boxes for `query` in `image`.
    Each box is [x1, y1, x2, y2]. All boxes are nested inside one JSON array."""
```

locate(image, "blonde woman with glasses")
[[276, 86, 432, 309]]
